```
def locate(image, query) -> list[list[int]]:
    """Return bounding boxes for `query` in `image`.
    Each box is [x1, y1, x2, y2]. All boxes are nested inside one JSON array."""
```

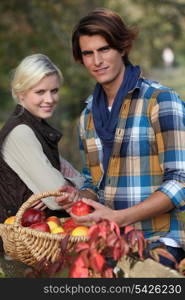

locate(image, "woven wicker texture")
[[0, 191, 87, 267]]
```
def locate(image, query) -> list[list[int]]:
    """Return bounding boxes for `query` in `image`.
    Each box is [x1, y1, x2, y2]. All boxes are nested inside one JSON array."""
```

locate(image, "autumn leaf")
[[149, 247, 177, 268], [75, 241, 90, 253], [90, 249, 105, 273], [102, 266, 114, 278], [124, 225, 135, 234], [69, 265, 89, 278]]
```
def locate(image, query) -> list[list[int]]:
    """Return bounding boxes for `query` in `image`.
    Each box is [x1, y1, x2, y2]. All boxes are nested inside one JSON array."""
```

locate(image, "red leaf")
[[109, 220, 120, 236], [112, 239, 129, 260], [73, 250, 90, 268], [120, 236, 130, 256], [126, 229, 137, 248], [124, 225, 135, 234], [102, 266, 114, 278], [112, 245, 122, 260], [150, 247, 177, 266], [137, 235, 146, 260], [75, 242, 90, 253], [106, 232, 119, 248], [69, 265, 89, 278], [88, 225, 100, 239], [90, 249, 105, 273]]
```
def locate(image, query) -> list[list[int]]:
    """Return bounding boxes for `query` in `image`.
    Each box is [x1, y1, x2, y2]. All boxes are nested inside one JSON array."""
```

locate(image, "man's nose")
[[94, 52, 103, 66]]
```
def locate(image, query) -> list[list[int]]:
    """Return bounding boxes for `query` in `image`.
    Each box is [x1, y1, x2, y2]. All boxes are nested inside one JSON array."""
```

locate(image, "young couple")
[[0, 8, 185, 268]]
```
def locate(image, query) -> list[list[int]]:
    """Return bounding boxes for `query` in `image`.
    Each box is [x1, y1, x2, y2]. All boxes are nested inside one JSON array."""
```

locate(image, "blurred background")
[[0, 0, 185, 170]]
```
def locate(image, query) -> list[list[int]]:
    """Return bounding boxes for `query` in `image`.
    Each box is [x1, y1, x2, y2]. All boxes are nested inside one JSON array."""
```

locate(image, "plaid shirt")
[[78, 77, 185, 247]]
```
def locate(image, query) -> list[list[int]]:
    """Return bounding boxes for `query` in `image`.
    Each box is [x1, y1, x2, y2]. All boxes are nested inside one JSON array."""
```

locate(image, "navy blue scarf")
[[92, 64, 141, 187]]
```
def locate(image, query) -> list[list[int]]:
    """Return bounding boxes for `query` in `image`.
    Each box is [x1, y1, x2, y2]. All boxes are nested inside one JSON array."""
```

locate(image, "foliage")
[[24, 219, 148, 278], [23, 218, 185, 278], [111, 0, 185, 69]]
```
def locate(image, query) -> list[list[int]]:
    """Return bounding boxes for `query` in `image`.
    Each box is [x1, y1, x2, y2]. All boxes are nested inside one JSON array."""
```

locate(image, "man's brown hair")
[[72, 7, 138, 65]]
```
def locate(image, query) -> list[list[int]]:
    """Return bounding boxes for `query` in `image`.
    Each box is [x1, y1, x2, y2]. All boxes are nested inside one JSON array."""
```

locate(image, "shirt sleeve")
[[59, 155, 85, 189], [150, 89, 185, 209], [2, 124, 67, 210], [78, 117, 98, 194]]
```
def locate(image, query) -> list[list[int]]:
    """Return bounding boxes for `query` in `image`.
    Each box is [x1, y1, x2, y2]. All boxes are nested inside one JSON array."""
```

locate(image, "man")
[[57, 8, 185, 268]]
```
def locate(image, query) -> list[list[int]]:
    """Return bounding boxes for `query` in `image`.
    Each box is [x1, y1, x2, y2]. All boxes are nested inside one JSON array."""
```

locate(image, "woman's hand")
[[55, 185, 81, 212], [70, 198, 120, 227], [31, 199, 47, 211]]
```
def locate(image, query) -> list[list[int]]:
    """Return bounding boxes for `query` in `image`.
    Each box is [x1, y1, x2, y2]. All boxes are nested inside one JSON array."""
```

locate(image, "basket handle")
[[0, 223, 4, 236], [14, 190, 64, 226]]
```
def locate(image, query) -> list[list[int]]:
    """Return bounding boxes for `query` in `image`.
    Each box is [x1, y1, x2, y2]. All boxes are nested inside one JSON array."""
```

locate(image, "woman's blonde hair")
[[11, 53, 63, 102]]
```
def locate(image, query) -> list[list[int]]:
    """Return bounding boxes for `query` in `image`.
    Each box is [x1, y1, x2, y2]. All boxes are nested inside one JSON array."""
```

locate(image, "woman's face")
[[18, 74, 60, 119]]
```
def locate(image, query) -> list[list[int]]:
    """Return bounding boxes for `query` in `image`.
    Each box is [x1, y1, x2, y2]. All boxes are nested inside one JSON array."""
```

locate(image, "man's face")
[[79, 34, 124, 89]]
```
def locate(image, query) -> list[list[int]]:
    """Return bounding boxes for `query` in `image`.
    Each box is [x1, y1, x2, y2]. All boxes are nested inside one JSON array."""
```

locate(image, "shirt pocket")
[[120, 126, 157, 158]]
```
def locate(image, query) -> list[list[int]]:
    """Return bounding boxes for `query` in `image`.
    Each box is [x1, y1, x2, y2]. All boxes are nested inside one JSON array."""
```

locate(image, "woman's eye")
[[51, 88, 59, 94], [36, 90, 45, 95]]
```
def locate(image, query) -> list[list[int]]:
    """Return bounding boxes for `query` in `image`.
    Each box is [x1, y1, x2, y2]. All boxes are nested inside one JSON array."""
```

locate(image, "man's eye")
[[101, 46, 110, 52]]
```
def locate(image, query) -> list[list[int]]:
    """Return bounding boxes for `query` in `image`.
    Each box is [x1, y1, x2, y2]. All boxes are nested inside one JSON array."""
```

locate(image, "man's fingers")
[[81, 198, 102, 209], [70, 212, 94, 226]]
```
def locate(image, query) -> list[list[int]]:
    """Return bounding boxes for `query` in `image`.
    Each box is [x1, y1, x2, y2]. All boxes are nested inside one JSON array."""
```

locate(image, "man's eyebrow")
[[81, 45, 110, 55], [81, 50, 93, 55], [98, 45, 110, 51]]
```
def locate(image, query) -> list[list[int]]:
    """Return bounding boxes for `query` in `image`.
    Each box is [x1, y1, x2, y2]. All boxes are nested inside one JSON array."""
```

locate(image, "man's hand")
[[70, 198, 118, 227], [79, 189, 99, 201]]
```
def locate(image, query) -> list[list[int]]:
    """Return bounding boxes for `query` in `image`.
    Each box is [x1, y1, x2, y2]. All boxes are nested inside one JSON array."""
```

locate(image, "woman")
[[0, 53, 84, 226]]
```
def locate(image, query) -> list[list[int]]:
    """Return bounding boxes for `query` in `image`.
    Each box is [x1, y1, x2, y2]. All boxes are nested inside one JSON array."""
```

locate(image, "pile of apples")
[[4, 200, 91, 237]]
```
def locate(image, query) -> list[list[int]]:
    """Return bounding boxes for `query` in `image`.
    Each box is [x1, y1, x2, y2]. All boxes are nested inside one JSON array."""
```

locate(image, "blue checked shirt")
[[78, 77, 185, 248]]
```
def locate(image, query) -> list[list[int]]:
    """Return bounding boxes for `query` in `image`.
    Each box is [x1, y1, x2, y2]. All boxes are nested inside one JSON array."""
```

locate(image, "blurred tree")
[[110, 0, 185, 70]]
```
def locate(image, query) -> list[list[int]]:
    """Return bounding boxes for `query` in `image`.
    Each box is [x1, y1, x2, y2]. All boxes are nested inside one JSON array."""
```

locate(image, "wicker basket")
[[0, 191, 88, 267]]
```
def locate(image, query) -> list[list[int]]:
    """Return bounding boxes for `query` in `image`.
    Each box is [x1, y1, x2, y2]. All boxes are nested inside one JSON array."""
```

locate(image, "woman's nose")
[[45, 92, 54, 102]]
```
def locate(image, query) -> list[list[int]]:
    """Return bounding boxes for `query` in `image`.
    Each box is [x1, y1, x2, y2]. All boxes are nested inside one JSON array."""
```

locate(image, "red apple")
[[71, 200, 91, 216], [63, 218, 78, 233], [30, 222, 51, 233], [21, 208, 46, 227]]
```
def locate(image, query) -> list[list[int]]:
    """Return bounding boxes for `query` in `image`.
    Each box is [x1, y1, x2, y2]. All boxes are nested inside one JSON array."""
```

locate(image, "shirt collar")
[[128, 76, 143, 93]]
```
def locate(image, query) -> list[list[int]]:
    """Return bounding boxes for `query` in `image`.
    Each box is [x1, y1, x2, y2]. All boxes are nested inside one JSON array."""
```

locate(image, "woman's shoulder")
[[8, 124, 35, 139], [3, 124, 42, 154]]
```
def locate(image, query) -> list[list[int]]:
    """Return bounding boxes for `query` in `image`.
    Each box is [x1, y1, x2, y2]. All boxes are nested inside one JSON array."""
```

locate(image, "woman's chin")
[[39, 111, 54, 119]]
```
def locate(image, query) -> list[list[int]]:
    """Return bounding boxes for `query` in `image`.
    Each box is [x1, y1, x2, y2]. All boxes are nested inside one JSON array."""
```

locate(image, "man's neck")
[[102, 65, 125, 107]]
